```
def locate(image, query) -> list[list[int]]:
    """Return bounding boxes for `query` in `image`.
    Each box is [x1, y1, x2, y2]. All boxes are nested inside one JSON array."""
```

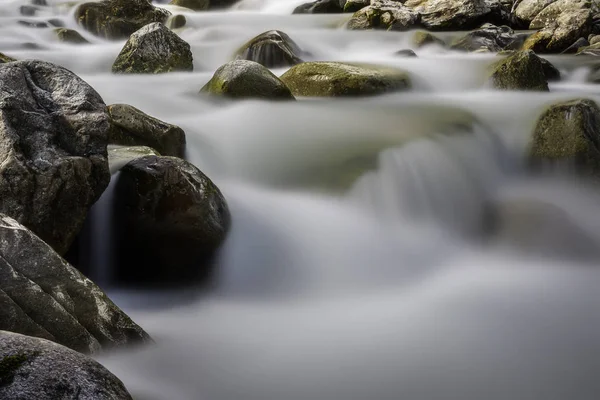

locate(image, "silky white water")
[[3, 1, 600, 399]]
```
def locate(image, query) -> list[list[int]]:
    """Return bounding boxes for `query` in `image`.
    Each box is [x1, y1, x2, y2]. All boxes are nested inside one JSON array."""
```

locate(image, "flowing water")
[[3, 0, 600, 399]]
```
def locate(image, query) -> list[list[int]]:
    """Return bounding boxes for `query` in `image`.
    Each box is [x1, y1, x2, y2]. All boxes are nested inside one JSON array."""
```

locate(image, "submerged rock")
[[113, 156, 231, 287], [54, 28, 89, 44], [280, 61, 411, 97], [169, 0, 210, 10], [201, 60, 295, 100], [529, 99, 600, 174], [112, 23, 193, 74], [489, 50, 549, 91], [76, 0, 170, 40], [168, 14, 187, 29], [293, 0, 345, 13], [108, 104, 186, 157], [234, 30, 305, 68], [0, 215, 150, 354], [451, 24, 523, 52], [0, 331, 133, 399], [404, 0, 493, 30], [0, 60, 110, 255], [347, 1, 420, 31]]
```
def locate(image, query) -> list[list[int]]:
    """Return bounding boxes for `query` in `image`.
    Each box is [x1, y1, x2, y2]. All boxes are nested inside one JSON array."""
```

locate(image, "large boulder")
[[450, 23, 524, 52], [523, 1, 593, 53], [0, 331, 133, 399], [113, 156, 230, 286], [108, 104, 186, 158], [112, 23, 193, 74], [201, 60, 295, 100], [280, 62, 411, 97], [234, 30, 305, 68], [529, 99, 600, 174], [0, 215, 150, 354], [293, 0, 345, 14], [489, 50, 549, 91], [169, 0, 210, 10], [346, 1, 421, 31], [403, 0, 493, 30], [0, 60, 110, 255], [514, 0, 554, 27], [75, 0, 170, 40]]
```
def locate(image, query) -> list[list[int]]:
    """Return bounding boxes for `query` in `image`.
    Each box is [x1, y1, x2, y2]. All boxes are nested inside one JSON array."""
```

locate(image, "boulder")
[[489, 50, 549, 91], [75, 0, 170, 40], [403, 0, 493, 30], [450, 23, 523, 52], [108, 145, 161, 173], [112, 23, 193, 74], [201, 60, 295, 100], [514, 0, 553, 27], [169, 0, 209, 10], [344, 0, 370, 12], [113, 156, 231, 287], [412, 30, 446, 47], [108, 104, 186, 158], [280, 61, 411, 97], [529, 0, 591, 29], [293, 0, 345, 14], [529, 99, 600, 174], [0, 215, 150, 354], [523, 3, 592, 53], [234, 30, 305, 68], [54, 28, 89, 44], [0, 331, 133, 399], [0, 60, 110, 255], [0, 53, 15, 63], [346, 1, 420, 31]]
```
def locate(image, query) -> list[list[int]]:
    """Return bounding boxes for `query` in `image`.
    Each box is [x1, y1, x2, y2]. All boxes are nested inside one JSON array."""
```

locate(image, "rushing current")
[[3, 0, 600, 399]]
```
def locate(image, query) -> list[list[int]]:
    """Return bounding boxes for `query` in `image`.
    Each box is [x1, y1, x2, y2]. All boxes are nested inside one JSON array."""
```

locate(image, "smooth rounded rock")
[[489, 50, 549, 91]]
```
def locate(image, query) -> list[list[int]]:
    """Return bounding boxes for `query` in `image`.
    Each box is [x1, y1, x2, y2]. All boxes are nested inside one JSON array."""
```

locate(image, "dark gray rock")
[[209, 0, 242, 8], [451, 23, 523, 52], [0, 215, 151, 354], [112, 23, 193, 74], [344, 0, 369, 12], [201, 60, 295, 100], [0, 60, 110, 255], [0, 331, 133, 399], [489, 50, 549, 91], [234, 30, 305, 68], [75, 0, 171, 40], [167, 14, 187, 29], [293, 0, 345, 14], [562, 37, 590, 53], [395, 49, 418, 57], [20, 5, 39, 16], [169, 0, 210, 10], [54, 28, 89, 44], [18, 20, 48, 28], [113, 156, 231, 287], [540, 57, 561, 81], [108, 104, 186, 158]]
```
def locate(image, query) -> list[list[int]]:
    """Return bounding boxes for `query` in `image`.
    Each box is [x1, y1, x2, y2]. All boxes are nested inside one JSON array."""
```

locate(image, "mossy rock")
[[344, 0, 369, 13], [412, 31, 445, 47], [280, 62, 411, 97], [54, 28, 89, 44], [404, 0, 493, 31], [489, 50, 549, 91], [529, 99, 600, 174], [201, 60, 295, 100], [346, 1, 420, 31], [0, 53, 16, 63], [0, 353, 32, 386], [234, 30, 304, 68], [169, 0, 209, 11], [112, 23, 193, 74], [75, 0, 170, 40]]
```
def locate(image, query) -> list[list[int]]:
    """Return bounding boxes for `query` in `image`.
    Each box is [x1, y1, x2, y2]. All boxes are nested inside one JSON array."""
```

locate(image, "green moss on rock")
[[0, 353, 34, 386], [489, 50, 549, 91], [54, 28, 89, 44], [280, 61, 411, 97], [412, 31, 445, 48], [0, 53, 16, 63]]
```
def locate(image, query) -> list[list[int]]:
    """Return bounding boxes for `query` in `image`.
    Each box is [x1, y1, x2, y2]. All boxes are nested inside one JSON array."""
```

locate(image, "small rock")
[[234, 30, 305, 68], [168, 14, 187, 29], [540, 57, 561, 81], [113, 156, 231, 287], [18, 20, 48, 28], [76, 0, 170, 40], [47, 18, 65, 27], [54, 28, 89, 44], [529, 99, 600, 174], [108, 104, 186, 157], [395, 49, 417, 57], [293, 0, 344, 14], [201, 60, 295, 100], [413, 30, 445, 47], [280, 61, 411, 97], [169, 0, 210, 10], [112, 23, 193, 74], [489, 50, 549, 91], [0, 331, 133, 399], [347, 1, 420, 31], [20, 5, 38, 16]]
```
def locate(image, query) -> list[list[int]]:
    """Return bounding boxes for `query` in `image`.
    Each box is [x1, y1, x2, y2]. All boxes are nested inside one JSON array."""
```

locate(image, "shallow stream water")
[[2, 1, 600, 399]]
